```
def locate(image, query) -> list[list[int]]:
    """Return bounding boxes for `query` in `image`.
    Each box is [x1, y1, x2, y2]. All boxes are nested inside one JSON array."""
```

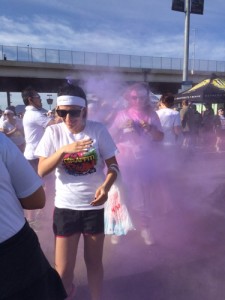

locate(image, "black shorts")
[[53, 207, 104, 236]]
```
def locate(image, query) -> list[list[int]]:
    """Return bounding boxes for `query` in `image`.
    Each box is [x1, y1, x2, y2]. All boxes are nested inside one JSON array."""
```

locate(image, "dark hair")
[[21, 86, 37, 106], [58, 82, 87, 101], [5, 105, 16, 115], [160, 93, 174, 108], [182, 99, 189, 106], [204, 103, 212, 109], [57, 82, 88, 117]]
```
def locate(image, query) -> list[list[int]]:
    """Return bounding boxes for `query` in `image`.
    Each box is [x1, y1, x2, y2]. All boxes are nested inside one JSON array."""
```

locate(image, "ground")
[[35, 149, 225, 300]]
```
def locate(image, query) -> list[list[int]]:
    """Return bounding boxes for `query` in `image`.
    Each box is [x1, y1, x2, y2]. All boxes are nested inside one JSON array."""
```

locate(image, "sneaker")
[[140, 229, 154, 246]]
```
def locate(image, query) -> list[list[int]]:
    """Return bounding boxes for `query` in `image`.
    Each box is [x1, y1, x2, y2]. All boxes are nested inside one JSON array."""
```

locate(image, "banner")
[[171, 0, 185, 12], [191, 0, 204, 15]]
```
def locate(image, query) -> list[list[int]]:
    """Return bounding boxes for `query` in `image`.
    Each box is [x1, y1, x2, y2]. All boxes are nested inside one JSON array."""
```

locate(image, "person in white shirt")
[[0, 133, 66, 300], [35, 82, 119, 300], [21, 86, 56, 171], [0, 111, 6, 130], [156, 93, 182, 147], [21, 86, 57, 223]]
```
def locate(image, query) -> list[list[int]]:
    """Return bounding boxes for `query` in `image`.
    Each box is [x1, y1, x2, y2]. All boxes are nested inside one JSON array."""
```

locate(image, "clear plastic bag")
[[104, 177, 135, 235]]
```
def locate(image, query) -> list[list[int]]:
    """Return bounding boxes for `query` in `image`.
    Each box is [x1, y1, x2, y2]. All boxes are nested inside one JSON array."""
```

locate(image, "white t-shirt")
[[3, 118, 25, 146], [35, 120, 118, 210], [0, 115, 6, 128], [23, 106, 52, 160], [0, 133, 43, 243], [156, 108, 181, 146]]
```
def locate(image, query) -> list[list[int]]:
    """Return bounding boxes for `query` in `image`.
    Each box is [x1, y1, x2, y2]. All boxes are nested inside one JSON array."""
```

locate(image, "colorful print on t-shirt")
[[62, 148, 97, 176]]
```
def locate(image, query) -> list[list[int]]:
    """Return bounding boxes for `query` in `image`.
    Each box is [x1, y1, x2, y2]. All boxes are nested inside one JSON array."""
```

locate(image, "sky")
[[0, 0, 224, 110]]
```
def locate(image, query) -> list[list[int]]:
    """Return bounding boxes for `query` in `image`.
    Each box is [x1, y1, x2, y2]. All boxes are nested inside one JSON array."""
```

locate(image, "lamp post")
[[191, 28, 197, 75], [47, 94, 53, 110], [27, 45, 30, 61], [172, 0, 204, 92], [182, 0, 191, 87]]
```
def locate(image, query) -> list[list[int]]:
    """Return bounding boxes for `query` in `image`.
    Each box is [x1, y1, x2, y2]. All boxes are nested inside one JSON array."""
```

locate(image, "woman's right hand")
[[62, 138, 93, 154]]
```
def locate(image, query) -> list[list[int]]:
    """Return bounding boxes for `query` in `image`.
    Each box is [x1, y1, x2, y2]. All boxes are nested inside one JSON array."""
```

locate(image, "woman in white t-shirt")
[[35, 82, 119, 300], [2, 107, 25, 152]]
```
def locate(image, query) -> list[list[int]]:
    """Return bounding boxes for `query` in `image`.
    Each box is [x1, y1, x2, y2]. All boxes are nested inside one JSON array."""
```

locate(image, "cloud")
[[0, 15, 183, 57], [0, 2, 225, 62]]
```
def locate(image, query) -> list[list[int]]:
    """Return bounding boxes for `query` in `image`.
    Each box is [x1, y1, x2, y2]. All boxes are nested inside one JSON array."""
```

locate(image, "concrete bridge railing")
[[1, 44, 225, 73]]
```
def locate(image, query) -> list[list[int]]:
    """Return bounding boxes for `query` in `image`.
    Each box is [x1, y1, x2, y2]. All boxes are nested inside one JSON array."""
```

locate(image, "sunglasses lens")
[[56, 110, 66, 117], [56, 110, 82, 117], [70, 110, 82, 117]]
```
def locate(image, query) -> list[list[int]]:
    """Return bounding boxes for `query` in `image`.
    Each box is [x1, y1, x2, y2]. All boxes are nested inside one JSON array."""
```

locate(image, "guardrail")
[[1, 44, 225, 73]]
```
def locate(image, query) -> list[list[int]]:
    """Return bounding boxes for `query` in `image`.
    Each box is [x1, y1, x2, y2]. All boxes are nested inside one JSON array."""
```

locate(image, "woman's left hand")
[[90, 186, 108, 206]]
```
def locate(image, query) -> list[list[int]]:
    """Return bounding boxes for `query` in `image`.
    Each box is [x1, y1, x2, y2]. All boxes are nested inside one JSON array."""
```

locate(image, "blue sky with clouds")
[[0, 0, 224, 110], [0, 0, 224, 60]]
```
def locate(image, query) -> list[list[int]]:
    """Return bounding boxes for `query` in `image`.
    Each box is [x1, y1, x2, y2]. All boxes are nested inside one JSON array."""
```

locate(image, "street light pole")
[[182, 0, 190, 84], [27, 45, 30, 61], [191, 28, 197, 74], [172, 0, 204, 93]]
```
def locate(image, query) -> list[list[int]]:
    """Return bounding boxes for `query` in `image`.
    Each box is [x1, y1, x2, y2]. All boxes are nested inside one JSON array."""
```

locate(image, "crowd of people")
[[1, 80, 225, 300]]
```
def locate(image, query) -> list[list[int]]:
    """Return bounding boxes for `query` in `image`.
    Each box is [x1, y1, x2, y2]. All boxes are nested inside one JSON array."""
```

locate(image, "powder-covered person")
[[109, 82, 164, 246], [0, 133, 66, 300], [35, 82, 119, 300]]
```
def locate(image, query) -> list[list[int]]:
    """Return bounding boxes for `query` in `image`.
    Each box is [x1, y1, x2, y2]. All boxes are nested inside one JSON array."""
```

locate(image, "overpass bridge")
[[0, 45, 225, 105]]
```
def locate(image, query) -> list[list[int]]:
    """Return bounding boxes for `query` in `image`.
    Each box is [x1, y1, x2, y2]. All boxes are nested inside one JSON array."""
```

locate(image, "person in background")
[[47, 109, 55, 118], [109, 82, 164, 246], [35, 82, 119, 300], [156, 94, 182, 215], [0, 109, 6, 130], [21, 86, 56, 172], [214, 107, 225, 152], [156, 93, 182, 147], [201, 103, 215, 148], [2, 106, 26, 152], [0, 133, 66, 300], [191, 104, 203, 147], [21, 86, 57, 224], [179, 99, 195, 148]]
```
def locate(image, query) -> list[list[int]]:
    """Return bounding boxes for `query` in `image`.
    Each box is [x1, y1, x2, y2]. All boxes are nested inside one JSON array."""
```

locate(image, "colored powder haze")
[[36, 76, 225, 300]]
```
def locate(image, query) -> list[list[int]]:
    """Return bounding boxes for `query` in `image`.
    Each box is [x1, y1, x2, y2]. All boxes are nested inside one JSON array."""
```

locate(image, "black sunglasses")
[[56, 109, 83, 118]]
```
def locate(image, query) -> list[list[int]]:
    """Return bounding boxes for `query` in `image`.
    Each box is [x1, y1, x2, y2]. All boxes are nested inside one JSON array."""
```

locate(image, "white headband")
[[4, 109, 14, 115], [57, 95, 86, 107]]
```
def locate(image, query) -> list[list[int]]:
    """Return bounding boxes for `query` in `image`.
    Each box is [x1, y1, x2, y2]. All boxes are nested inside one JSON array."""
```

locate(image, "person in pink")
[[109, 82, 164, 245]]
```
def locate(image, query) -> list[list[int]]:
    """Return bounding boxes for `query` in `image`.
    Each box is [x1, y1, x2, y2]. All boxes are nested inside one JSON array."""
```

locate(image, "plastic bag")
[[104, 177, 135, 235]]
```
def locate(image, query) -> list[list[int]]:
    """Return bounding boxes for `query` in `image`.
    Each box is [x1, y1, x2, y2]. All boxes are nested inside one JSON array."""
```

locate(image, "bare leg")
[[55, 234, 81, 295], [84, 233, 105, 300]]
